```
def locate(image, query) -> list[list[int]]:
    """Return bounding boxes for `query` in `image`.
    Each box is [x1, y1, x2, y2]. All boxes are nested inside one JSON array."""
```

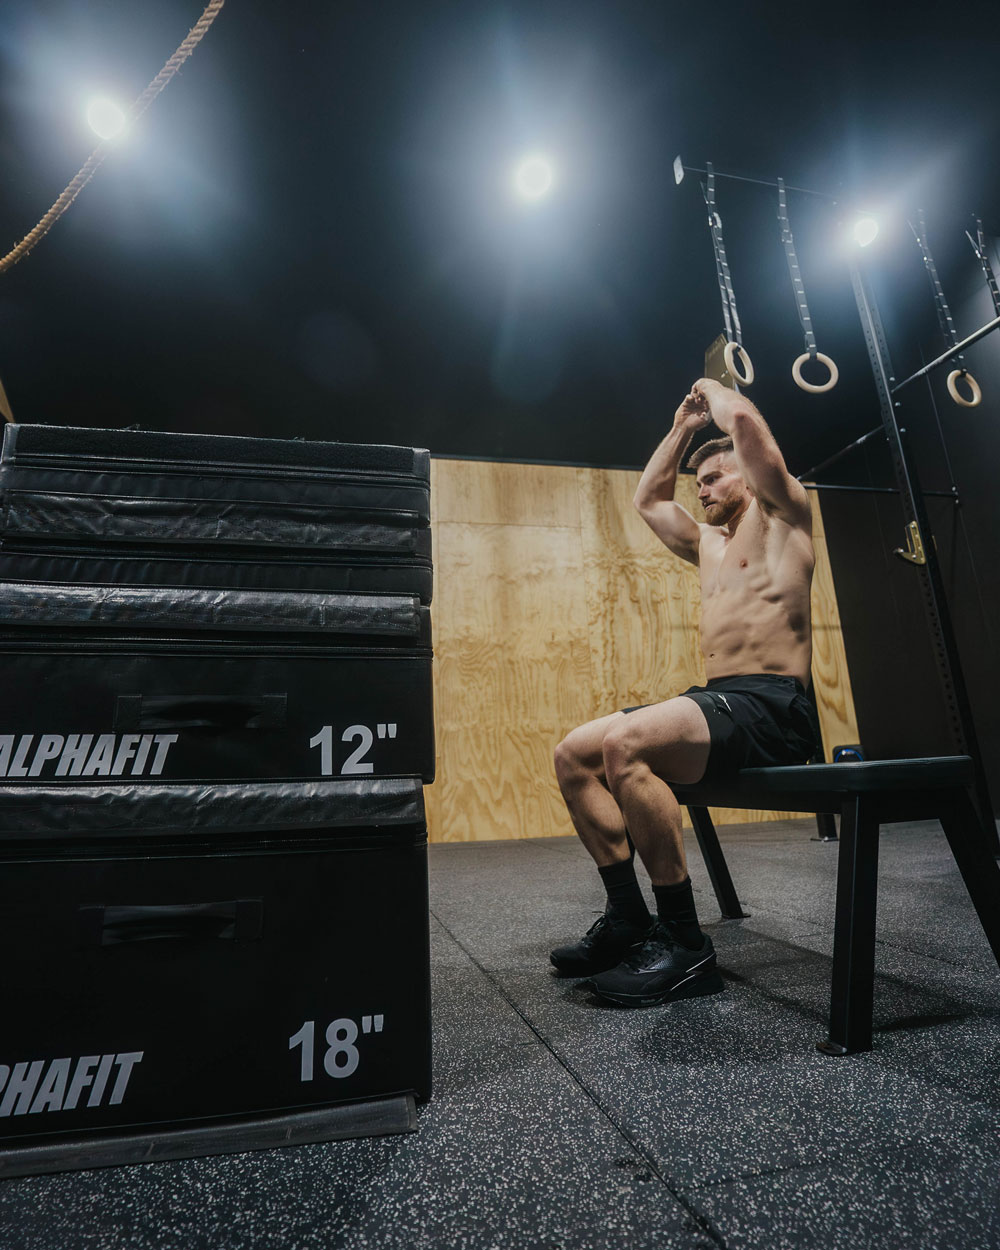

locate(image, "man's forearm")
[[700, 385, 764, 436], [634, 423, 698, 506]]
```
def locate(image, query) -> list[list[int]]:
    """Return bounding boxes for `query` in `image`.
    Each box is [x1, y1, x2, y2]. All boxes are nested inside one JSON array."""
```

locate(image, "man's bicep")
[[731, 414, 810, 523]]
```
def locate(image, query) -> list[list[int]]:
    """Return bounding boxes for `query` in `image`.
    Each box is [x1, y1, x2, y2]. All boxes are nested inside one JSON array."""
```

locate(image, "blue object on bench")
[[672, 756, 1000, 1056]]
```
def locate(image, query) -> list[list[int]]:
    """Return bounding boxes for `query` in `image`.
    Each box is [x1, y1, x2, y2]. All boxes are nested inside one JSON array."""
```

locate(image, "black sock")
[[652, 878, 704, 949], [598, 858, 650, 928]]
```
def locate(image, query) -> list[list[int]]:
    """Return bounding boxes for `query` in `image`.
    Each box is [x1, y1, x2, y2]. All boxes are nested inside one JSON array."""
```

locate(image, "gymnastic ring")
[[946, 369, 981, 408], [792, 351, 839, 394], [723, 341, 754, 386]]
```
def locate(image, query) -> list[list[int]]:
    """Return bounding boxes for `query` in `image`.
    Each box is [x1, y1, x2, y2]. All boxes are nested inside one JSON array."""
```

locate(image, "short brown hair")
[[686, 436, 735, 472]]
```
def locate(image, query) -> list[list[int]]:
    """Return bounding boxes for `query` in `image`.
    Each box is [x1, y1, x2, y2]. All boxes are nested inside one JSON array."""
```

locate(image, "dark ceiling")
[[1, 0, 998, 475]]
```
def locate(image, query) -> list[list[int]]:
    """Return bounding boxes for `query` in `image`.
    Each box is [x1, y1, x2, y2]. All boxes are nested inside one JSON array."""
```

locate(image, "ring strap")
[[777, 178, 817, 360], [967, 218, 1000, 318], [702, 163, 743, 351], [912, 209, 963, 365]]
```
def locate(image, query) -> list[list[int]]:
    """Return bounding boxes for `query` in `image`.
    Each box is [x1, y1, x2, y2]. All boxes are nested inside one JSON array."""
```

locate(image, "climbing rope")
[[0, 0, 226, 277]]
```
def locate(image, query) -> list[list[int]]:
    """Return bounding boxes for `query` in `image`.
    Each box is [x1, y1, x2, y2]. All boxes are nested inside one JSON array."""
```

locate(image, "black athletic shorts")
[[624, 674, 820, 780]]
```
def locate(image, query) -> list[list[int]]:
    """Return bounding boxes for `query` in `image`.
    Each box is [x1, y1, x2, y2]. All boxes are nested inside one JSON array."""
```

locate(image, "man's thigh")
[[616, 696, 712, 785]]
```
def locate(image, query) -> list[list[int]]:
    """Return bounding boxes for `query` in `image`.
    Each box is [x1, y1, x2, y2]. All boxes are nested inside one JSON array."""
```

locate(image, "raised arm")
[[691, 378, 811, 527], [633, 391, 712, 564]]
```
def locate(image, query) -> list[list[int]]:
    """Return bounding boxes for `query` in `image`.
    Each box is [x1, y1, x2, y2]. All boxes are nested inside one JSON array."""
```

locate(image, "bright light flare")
[[86, 97, 128, 141], [852, 215, 880, 247], [513, 154, 555, 202]]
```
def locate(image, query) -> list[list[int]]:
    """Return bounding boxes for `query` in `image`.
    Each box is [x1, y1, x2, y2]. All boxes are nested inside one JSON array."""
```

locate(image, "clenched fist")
[[673, 387, 713, 432]]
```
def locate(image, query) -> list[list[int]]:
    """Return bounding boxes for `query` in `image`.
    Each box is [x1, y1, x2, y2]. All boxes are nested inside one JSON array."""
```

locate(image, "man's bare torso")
[[696, 497, 815, 685]]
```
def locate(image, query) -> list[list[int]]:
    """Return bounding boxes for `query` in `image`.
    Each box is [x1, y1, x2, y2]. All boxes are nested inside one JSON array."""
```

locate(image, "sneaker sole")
[[590, 967, 725, 1008]]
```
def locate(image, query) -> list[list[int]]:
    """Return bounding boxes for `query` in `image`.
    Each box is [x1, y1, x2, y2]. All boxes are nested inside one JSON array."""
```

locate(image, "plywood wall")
[[426, 458, 858, 843]]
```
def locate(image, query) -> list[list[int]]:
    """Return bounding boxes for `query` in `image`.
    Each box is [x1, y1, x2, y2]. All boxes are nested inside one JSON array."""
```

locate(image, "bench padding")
[[673, 756, 974, 815]]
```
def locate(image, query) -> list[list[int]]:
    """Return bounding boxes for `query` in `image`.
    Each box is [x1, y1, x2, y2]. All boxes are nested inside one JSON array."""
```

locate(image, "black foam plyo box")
[[0, 424, 434, 603], [0, 829, 431, 1148]]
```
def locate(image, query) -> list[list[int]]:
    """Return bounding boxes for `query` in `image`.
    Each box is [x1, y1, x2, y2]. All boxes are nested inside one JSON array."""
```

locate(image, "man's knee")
[[554, 729, 587, 787], [602, 720, 648, 796], [554, 718, 611, 788]]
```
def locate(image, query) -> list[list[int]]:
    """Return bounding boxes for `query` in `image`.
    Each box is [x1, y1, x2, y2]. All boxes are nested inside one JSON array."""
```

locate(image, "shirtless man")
[[550, 377, 819, 1006]]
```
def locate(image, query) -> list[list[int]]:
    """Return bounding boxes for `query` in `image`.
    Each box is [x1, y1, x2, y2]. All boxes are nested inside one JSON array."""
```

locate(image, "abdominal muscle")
[[697, 508, 815, 686]]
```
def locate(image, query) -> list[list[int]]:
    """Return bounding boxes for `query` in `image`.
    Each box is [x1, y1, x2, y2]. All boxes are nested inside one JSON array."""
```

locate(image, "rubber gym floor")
[[1, 817, 997, 1250]]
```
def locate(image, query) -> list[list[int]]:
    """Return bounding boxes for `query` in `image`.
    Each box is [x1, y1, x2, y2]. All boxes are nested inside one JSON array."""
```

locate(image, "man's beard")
[[704, 493, 742, 527]]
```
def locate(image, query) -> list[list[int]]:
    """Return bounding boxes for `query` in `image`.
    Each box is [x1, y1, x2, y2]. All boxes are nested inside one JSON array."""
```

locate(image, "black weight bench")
[[671, 756, 1000, 1056]]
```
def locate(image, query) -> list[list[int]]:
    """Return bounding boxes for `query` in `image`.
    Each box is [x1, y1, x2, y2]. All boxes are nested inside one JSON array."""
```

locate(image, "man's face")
[[695, 453, 748, 527]]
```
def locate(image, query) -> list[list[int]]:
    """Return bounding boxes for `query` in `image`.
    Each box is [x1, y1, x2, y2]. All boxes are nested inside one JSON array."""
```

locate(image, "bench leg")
[[813, 812, 838, 842], [818, 794, 880, 1055], [938, 788, 1000, 969], [686, 806, 747, 920]]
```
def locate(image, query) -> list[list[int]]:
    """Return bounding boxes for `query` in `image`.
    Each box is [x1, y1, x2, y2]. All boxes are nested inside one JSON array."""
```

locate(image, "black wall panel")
[[822, 239, 1000, 808]]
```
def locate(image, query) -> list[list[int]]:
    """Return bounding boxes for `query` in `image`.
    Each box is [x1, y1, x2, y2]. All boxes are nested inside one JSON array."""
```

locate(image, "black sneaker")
[[550, 912, 651, 977], [587, 921, 724, 1006]]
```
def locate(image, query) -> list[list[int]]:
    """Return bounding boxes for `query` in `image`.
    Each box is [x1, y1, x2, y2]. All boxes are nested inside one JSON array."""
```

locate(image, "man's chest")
[[699, 522, 770, 599]]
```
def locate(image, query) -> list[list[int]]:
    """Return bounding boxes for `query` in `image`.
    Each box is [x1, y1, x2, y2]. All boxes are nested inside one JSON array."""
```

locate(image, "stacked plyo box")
[[0, 422, 434, 1174]]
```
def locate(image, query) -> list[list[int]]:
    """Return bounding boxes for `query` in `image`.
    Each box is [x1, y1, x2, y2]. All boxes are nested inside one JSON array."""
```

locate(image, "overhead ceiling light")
[[852, 215, 880, 247], [86, 97, 128, 141], [513, 154, 555, 202]]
